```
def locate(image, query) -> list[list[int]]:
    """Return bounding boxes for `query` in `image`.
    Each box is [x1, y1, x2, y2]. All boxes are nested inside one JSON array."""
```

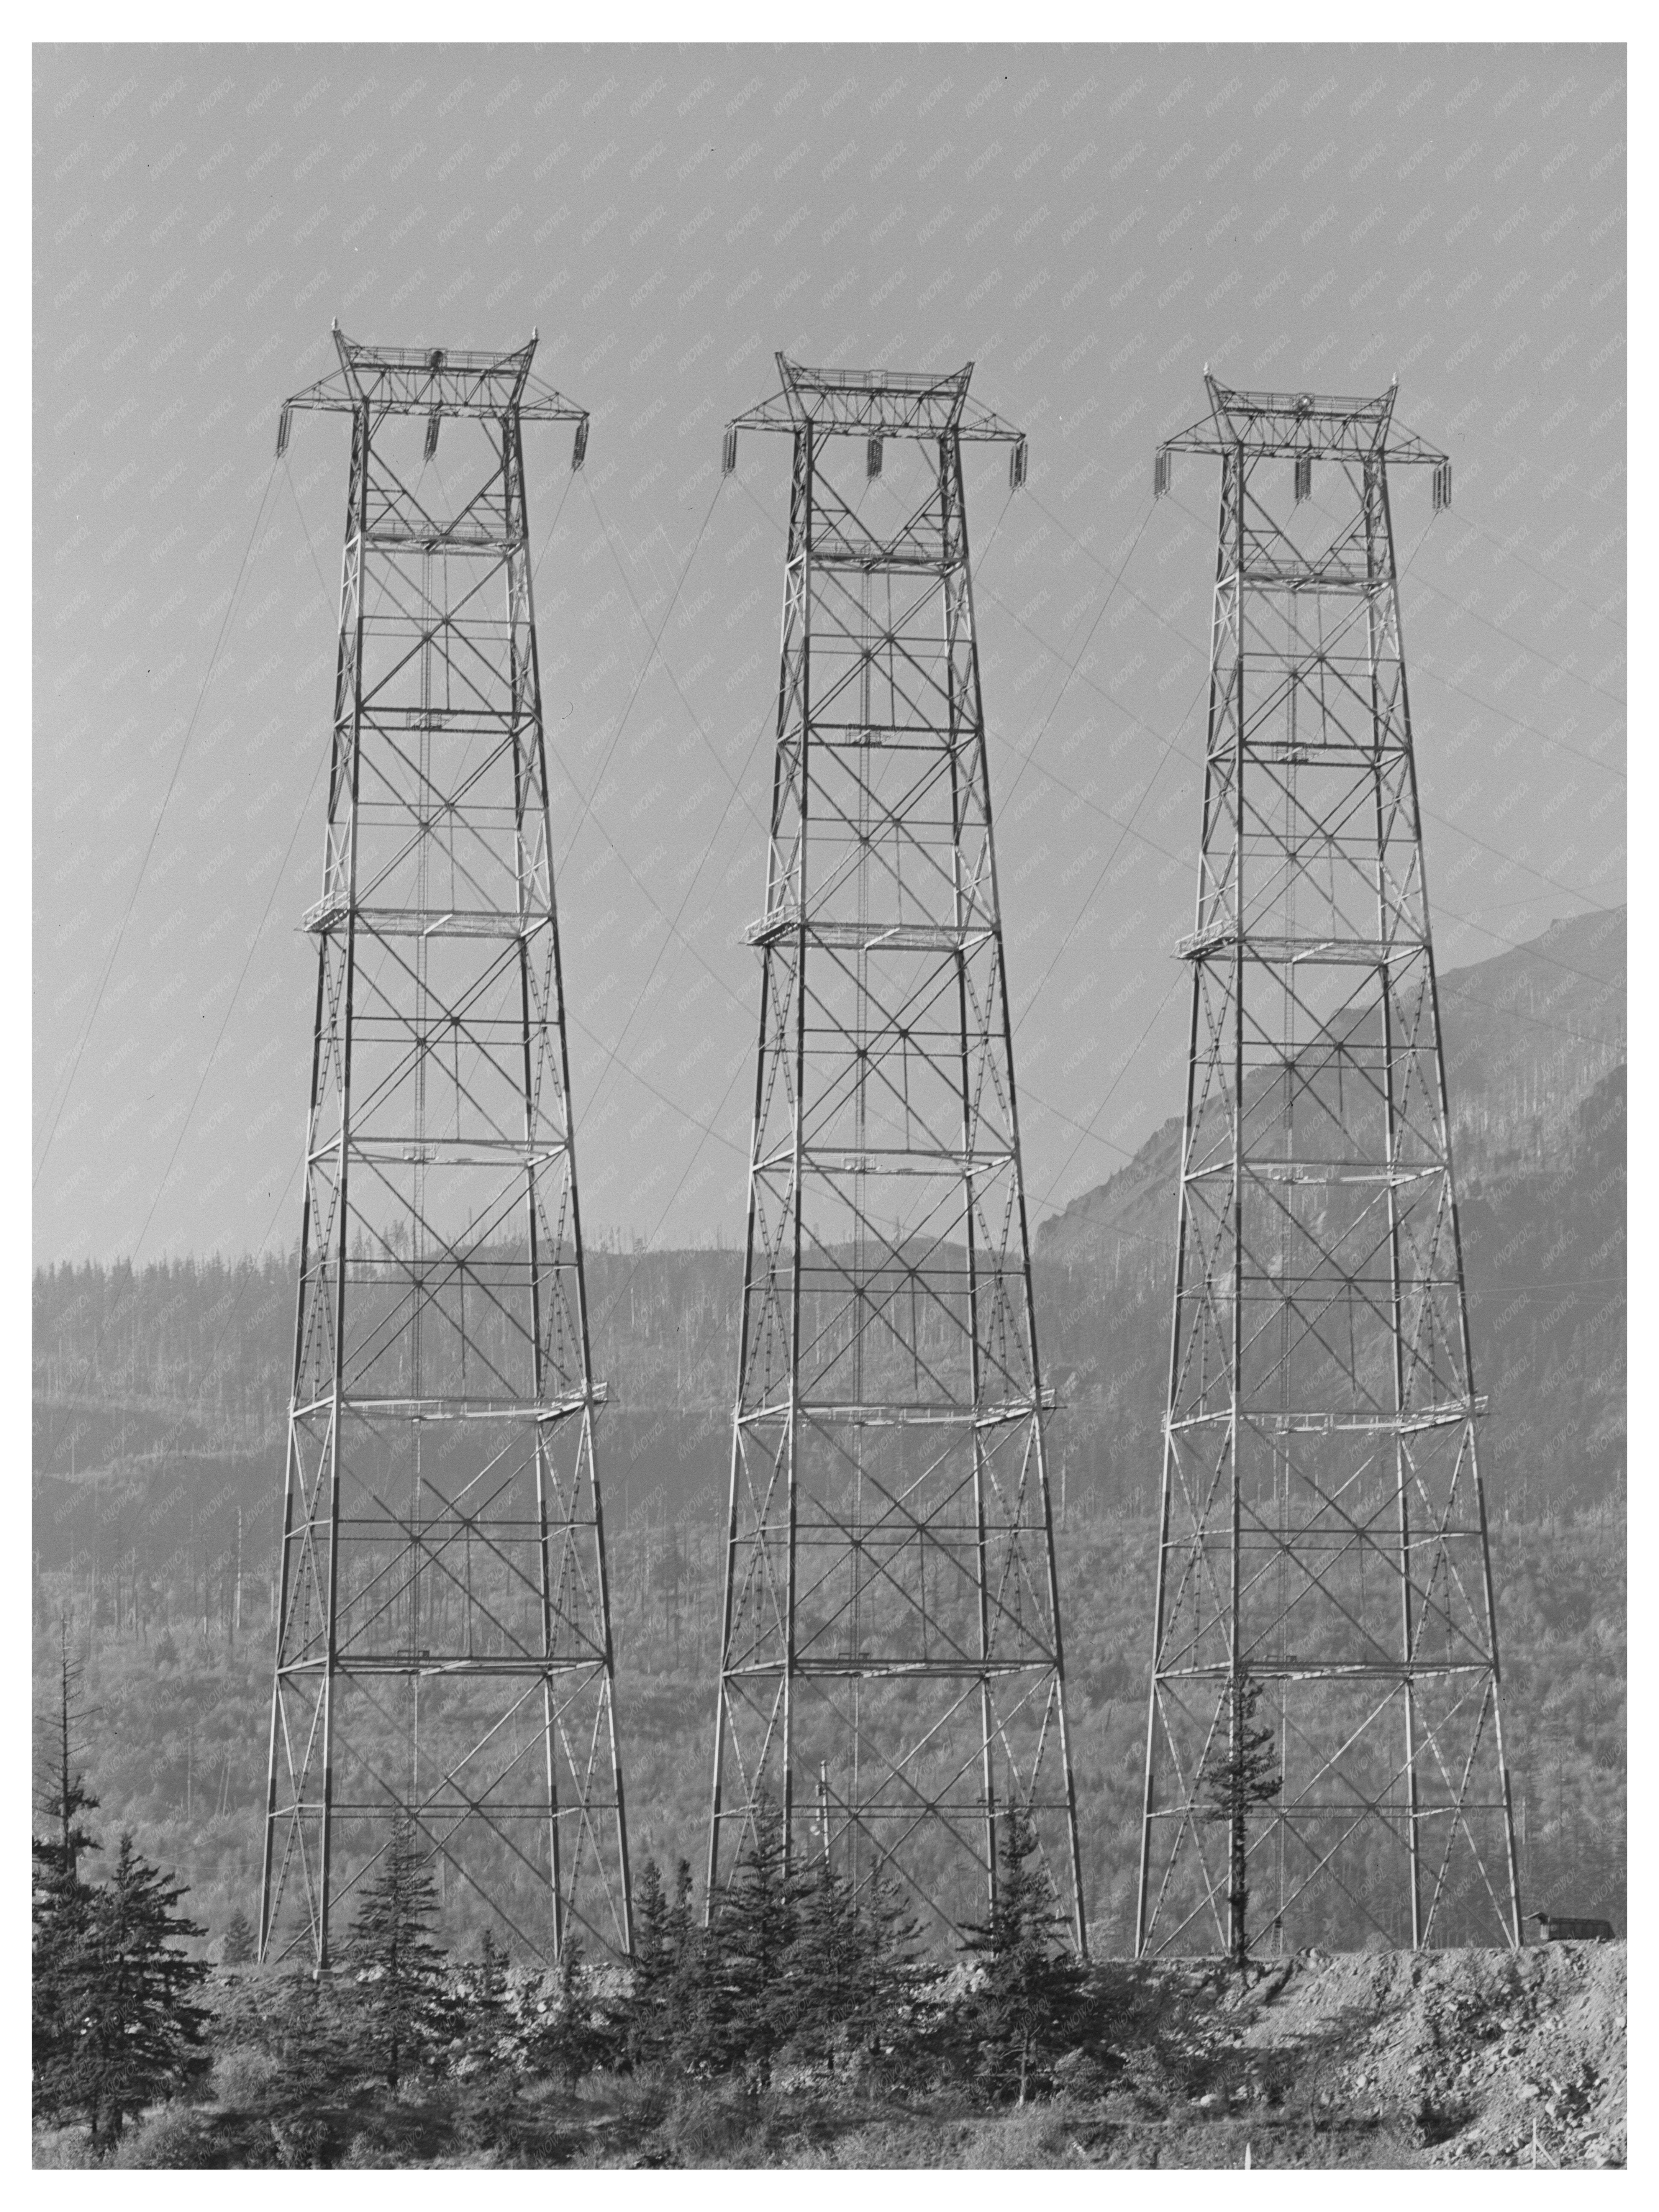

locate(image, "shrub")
[[109, 2104, 221, 2168]]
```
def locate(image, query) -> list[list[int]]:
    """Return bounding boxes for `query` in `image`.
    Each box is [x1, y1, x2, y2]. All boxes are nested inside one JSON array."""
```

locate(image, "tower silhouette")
[[1138, 377, 1520, 1957], [260, 329, 631, 1967], [709, 357, 1084, 1949]]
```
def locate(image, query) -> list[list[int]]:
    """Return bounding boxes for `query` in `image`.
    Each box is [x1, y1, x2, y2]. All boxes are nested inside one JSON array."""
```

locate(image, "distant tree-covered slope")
[[33, 907, 1625, 1569], [1032, 907, 1625, 1520], [32, 1510, 1624, 1966]]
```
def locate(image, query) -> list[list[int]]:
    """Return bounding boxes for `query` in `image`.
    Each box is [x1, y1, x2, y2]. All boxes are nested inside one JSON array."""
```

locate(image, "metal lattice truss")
[[708, 363, 1084, 1951], [1137, 379, 1520, 1959], [260, 334, 631, 1969]]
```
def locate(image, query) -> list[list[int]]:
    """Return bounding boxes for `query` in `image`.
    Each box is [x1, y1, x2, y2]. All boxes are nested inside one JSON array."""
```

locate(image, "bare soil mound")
[[1102, 1940, 1626, 2168]]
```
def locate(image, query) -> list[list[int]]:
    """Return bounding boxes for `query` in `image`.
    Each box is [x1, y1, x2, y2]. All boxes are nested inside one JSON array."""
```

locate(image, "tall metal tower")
[[1137, 376, 1521, 1958], [709, 356, 1084, 1950], [260, 328, 631, 1968]]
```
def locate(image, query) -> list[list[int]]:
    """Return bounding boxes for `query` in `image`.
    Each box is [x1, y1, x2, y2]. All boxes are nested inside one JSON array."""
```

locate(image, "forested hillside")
[[32, 909, 1625, 1954]]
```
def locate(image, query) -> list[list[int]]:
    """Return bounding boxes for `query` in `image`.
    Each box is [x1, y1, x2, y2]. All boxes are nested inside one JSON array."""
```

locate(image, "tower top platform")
[[279, 323, 587, 427], [1159, 371, 1446, 466], [727, 351, 1024, 443]]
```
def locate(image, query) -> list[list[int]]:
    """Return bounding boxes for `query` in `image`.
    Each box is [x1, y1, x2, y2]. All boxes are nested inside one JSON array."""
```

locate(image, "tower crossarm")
[[1154, 372, 1448, 474], [275, 323, 589, 462], [723, 353, 1027, 484]]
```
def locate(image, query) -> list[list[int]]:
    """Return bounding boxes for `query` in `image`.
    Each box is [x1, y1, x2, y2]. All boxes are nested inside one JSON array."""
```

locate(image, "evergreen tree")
[[624, 1858, 673, 2067], [656, 1857, 710, 2074], [1197, 1671, 1282, 1969], [623, 1855, 708, 2072], [221, 1908, 256, 1966], [703, 1796, 798, 2081], [956, 1802, 1087, 2105], [58, 1831, 211, 2150], [33, 1831, 97, 2128], [633, 1856, 669, 1973], [233, 1966, 366, 2168], [782, 1850, 918, 2074], [32, 1620, 103, 2129], [521, 1936, 610, 2092], [452, 1929, 520, 2154], [452, 1926, 523, 2093], [34, 1621, 99, 1887], [344, 1815, 453, 2091], [457, 1927, 512, 2057]]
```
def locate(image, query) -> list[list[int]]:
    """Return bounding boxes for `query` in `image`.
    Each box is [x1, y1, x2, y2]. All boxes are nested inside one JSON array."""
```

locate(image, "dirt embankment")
[[1092, 1940, 1626, 2169], [1293, 1940, 1625, 2167], [620, 1942, 1629, 2169]]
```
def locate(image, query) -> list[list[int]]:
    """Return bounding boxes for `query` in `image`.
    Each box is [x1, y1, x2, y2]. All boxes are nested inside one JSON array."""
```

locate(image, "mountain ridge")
[[1037, 903, 1625, 1269]]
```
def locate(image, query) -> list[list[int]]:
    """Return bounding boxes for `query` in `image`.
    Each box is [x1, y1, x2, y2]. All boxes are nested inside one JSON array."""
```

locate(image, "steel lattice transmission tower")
[[1137, 375, 1521, 1959], [709, 356, 1085, 1951], [260, 327, 631, 1968]]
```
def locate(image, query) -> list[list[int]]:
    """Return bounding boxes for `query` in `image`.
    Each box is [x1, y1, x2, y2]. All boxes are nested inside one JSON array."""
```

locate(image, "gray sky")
[[32, 40, 1626, 1266]]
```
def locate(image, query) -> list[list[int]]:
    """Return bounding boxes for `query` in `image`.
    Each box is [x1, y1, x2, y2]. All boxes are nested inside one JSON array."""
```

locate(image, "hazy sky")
[[32, 40, 1626, 1266]]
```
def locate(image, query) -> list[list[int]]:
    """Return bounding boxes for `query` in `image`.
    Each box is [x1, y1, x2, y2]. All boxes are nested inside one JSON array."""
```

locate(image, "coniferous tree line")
[[34, 1653, 1118, 2171], [32, 1629, 211, 2153], [33, 1593, 1628, 2169], [29, 1491, 1626, 1997]]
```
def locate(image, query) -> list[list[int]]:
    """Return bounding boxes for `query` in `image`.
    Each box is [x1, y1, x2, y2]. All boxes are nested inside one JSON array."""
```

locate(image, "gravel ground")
[[1201, 1939, 1626, 2168]]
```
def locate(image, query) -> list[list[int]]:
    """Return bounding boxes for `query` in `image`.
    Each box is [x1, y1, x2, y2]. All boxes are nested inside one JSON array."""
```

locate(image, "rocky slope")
[[791, 1940, 1629, 2169], [1143, 1939, 1628, 2169]]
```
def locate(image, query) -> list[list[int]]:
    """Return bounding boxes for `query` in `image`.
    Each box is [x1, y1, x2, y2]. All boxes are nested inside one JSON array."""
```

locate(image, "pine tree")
[[233, 1967, 365, 2168], [221, 1908, 256, 1966], [34, 1621, 99, 1888], [521, 1936, 610, 2092], [462, 1928, 511, 2030], [704, 1795, 798, 2081], [33, 1620, 103, 2129], [657, 1857, 708, 2073], [624, 1858, 672, 2067], [453, 1929, 520, 2155], [782, 1850, 918, 2074], [633, 1856, 669, 1972], [1197, 1671, 1282, 1969], [621, 1853, 709, 2074], [453, 1927, 518, 2084], [60, 1832, 211, 2150], [615, 1853, 725, 2081], [344, 1815, 453, 2091], [956, 1802, 1087, 2105]]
